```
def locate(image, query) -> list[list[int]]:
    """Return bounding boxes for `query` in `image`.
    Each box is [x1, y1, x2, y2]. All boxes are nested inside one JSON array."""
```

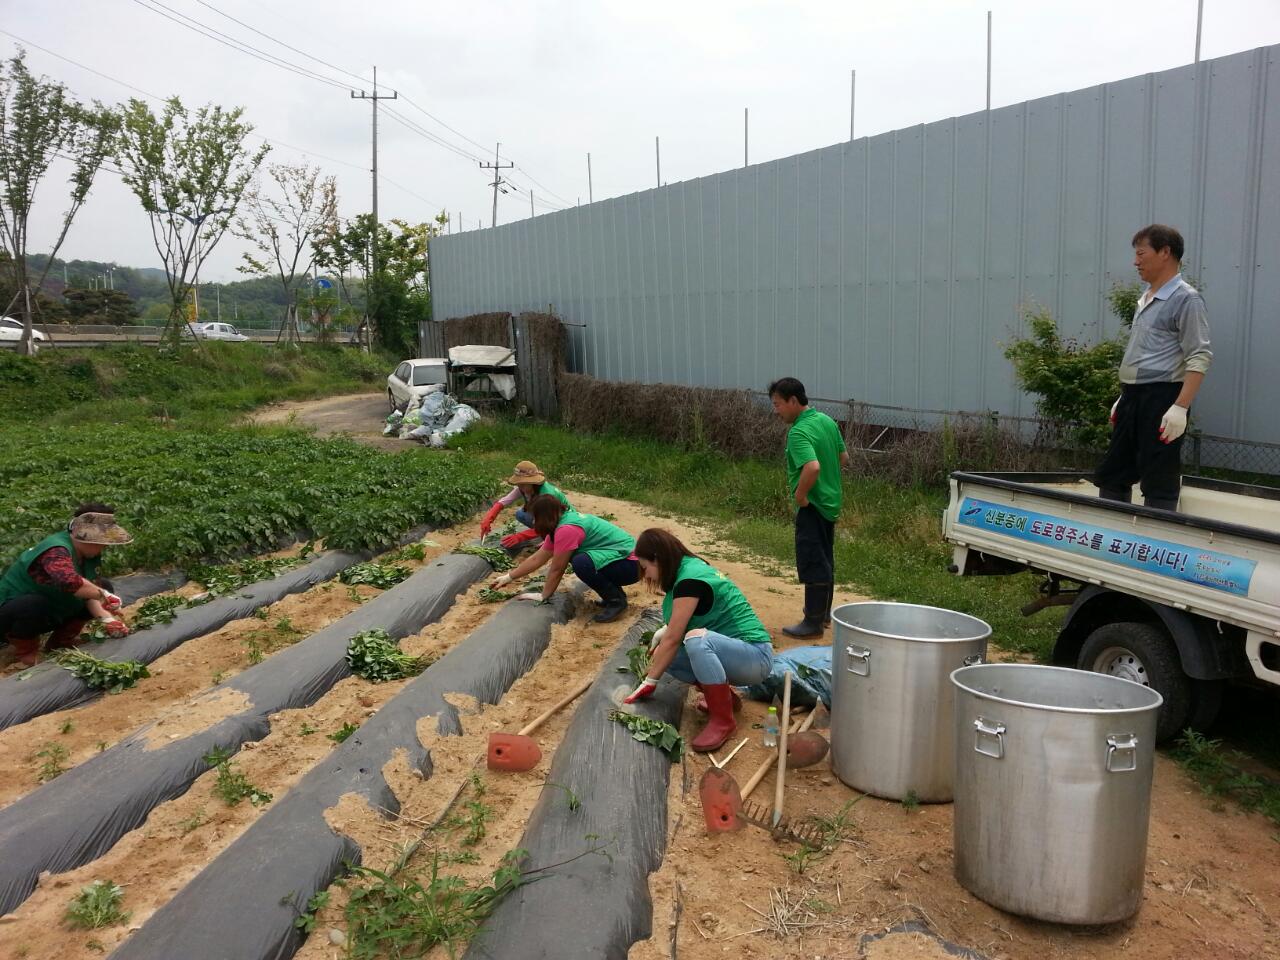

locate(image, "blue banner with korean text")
[[956, 497, 1257, 596]]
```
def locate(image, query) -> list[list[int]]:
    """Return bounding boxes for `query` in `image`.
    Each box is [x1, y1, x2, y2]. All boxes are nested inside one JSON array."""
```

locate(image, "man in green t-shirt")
[[769, 377, 849, 637]]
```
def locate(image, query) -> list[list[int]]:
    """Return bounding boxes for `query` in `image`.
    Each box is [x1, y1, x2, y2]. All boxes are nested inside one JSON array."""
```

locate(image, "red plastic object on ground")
[[698, 767, 744, 834], [487, 732, 542, 772]]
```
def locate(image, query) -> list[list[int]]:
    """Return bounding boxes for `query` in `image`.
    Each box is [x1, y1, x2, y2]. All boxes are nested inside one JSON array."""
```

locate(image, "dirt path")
[[249, 392, 402, 451]]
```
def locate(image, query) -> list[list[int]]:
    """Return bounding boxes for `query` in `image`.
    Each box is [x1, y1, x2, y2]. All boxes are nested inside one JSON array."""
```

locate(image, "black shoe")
[[784, 583, 830, 638], [782, 617, 824, 638], [593, 584, 629, 623]]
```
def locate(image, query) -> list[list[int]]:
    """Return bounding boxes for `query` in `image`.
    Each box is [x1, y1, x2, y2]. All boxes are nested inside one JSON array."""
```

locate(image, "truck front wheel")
[[1078, 621, 1190, 744]]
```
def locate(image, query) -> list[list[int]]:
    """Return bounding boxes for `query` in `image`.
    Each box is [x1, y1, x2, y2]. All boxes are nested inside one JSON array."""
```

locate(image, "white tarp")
[[448, 344, 516, 368]]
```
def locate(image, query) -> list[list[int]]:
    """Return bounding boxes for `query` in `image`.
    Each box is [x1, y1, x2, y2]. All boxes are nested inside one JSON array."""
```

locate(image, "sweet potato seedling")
[[65, 880, 129, 929]]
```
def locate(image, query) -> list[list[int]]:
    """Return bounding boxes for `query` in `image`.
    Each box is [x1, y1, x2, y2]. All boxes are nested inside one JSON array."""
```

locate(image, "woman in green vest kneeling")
[[623, 528, 773, 752], [0, 504, 133, 666], [491, 494, 639, 623], [478, 460, 573, 550]]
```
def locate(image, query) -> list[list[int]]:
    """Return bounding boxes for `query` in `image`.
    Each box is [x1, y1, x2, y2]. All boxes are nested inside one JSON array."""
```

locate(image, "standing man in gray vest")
[[1094, 224, 1212, 511]]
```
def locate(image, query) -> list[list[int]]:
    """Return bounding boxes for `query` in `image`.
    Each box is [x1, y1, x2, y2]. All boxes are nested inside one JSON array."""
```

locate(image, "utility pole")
[[985, 11, 992, 111], [655, 136, 661, 187], [744, 108, 749, 167], [587, 153, 593, 204], [216, 284, 221, 322], [479, 141, 513, 228], [530, 190, 535, 217], [850, 69, 856, 140], [351, 65, 396, 351]]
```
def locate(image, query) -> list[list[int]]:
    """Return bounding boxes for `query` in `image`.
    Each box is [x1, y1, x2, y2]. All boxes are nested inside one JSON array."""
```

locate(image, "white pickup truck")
[[942, 471, 1280, 742]]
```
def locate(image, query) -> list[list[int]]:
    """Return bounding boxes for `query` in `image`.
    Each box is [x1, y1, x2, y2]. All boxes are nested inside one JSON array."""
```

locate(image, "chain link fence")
[[750, 394, 1280, 485]]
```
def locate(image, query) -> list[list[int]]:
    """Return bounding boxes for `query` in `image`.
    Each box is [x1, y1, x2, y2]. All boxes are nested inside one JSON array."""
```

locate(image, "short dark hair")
[[767, 377, 808, 405], [634, 528, 698, 593], [1132, 224, 1184, 261], [529, 494, 568, 538]]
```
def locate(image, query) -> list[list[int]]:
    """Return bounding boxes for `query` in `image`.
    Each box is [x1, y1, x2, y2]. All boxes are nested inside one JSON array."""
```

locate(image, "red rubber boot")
[[690, 684, 737, 753]]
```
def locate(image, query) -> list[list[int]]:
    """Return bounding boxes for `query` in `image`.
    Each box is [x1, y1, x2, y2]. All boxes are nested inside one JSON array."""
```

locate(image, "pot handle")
[[973, 717, 1006, 759], [962, 653, 983, 666], [1106, 734, 1139, 773], [844, 645, 871, 677]]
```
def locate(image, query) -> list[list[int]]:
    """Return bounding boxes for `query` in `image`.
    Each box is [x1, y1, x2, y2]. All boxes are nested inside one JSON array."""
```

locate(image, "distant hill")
[[23, 255, 364, 326]]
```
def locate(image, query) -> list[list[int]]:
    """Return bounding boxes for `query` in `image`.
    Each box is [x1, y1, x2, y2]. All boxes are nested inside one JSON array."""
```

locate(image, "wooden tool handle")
[[772, 671, 793, 825], [741, 707, 817, 799], [518, 674, 595, 736]]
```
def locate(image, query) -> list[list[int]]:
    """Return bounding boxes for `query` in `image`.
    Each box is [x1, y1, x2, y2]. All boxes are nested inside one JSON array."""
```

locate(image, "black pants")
[[794, 505, 835, 584], [1093, 382, 1184, 505], [0, 578, 113, 639], [569, 554, 639, 599]]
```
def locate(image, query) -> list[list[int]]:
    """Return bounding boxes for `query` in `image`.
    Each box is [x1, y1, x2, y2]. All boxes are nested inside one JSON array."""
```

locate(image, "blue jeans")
[[666, 629, 773, 686], [515, 507, 534, 528]]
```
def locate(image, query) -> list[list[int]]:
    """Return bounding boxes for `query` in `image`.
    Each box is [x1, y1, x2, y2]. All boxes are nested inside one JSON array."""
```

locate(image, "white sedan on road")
[[387, 358, 448, 410], [189, 322, 249, 342], [0, 317, 48, 342]]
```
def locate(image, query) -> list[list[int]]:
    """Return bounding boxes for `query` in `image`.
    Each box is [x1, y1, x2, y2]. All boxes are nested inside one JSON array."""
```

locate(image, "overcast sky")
[[6, 0, 1280, 283]]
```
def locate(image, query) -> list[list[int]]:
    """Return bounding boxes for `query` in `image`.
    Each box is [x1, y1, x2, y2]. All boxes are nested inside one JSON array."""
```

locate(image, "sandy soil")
[[2, 392, 1276, 960], [249, 392, 405, 451]]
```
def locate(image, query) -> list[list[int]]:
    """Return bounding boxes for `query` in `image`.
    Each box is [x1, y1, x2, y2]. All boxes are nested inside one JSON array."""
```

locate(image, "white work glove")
[[648, 624, 668, 653], [1159, 404, 1188, 444], [623, 677, 660, 704], [101, 591, 123, 613], [1109, 397, 1120, 425], [514, 591, 542, 603], [492, 573, 513, 589]]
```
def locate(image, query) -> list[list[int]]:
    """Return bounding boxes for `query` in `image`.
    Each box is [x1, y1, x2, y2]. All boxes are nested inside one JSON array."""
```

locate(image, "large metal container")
[[950, 663, 1163, 925], [830, 602, 990, 802]]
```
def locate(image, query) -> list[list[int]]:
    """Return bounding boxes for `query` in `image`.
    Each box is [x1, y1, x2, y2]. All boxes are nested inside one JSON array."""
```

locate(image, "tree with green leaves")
[[115, 96, 268, 347], [313, 212, 445, 356], [62, 287, 140, 324], [0, 50, 116, 353], [233, 161, 336, 347]]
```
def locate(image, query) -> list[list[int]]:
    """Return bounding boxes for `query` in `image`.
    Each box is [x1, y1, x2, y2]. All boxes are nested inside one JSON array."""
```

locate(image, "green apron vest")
[[0, 530, 98, 621], [661, 555, 770, 645]]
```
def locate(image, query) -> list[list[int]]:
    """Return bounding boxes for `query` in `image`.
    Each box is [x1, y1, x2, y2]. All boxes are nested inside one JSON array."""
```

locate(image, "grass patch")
[[1173, 730, 1280, 830], [0, 342, 395, 428], [450, 419, 1063, 659]]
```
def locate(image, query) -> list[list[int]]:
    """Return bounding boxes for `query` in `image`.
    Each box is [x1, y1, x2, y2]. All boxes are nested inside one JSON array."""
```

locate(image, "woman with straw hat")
[[0, 503, 133, 666], [478, 460, 572, 549]]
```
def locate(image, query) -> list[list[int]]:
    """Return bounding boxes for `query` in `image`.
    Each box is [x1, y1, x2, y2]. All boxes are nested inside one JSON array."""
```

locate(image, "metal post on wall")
[[850, 69, 856, 140], [587, 152, 594, 203], [655, 136, 661, 187], [986, 11, 992, 111], [1194, 0, 1204, 62], [744, 107, 749, 167]]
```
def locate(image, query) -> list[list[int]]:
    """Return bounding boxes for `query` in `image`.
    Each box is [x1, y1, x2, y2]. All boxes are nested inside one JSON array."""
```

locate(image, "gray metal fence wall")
[[429, 43, 1280, 444]]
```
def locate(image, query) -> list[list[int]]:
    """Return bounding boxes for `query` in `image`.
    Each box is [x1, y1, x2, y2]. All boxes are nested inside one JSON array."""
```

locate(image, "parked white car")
[[188, 322, 249, 342], [387, 358, 448, 411], [0, 317, 48, 342]]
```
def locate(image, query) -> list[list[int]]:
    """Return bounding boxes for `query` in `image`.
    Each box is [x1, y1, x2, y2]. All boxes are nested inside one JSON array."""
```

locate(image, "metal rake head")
[[738, 798, 826, 847]]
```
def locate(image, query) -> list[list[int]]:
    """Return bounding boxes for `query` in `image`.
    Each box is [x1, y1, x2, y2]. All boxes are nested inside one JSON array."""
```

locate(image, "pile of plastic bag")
[[382, 393, 481, 447], [742, 645, 832, 708]]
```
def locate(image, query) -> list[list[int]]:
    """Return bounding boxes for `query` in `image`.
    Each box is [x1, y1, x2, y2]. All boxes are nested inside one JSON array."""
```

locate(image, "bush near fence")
[[557, 373, 1099, 486], [559, 373, 786, 460]]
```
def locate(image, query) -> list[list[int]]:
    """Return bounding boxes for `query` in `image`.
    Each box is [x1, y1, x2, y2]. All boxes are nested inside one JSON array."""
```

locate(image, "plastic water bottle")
[[763, 706, 779, 748]]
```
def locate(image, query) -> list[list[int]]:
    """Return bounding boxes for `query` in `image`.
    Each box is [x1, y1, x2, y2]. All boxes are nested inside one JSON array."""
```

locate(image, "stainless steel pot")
[[950, 663, 1163, 924], [830, 602, 990, 802]]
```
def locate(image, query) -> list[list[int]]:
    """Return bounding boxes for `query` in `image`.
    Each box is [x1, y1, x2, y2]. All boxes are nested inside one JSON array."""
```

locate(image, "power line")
[[194, 0, 371, 86], [127, 0, 352, 92], [144, 5, 576, 213]]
